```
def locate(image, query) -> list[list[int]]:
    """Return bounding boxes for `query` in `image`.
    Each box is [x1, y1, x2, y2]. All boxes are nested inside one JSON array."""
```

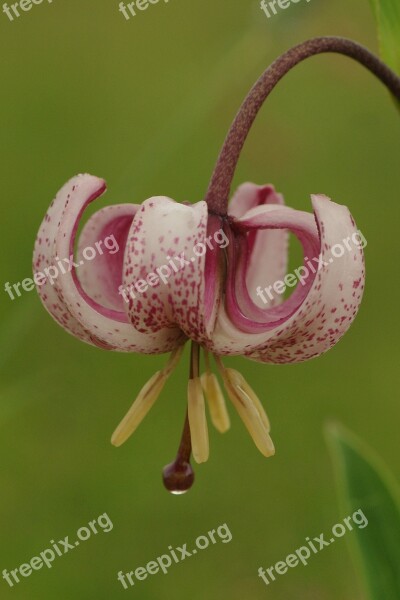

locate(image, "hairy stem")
[[205, 36, 400, 215]]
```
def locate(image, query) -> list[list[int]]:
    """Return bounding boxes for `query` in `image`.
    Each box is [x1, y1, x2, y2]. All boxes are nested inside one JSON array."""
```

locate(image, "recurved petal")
[[229, 183, 288, 308], [77, 204, 138, 311], [224, 203, 320, 335], [33, 174, 184, 353], [123, 197, 213, 343], [211, 195, 365, 362]]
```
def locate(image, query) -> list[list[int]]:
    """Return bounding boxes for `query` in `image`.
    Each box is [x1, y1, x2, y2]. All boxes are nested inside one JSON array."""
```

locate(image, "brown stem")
[[205, 36, 400, 215]]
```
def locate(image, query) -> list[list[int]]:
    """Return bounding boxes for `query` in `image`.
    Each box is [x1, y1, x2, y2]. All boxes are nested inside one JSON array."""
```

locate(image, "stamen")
[[201, 372, 230, 434], [162, 344, 185, 376], [111, 345, 184, 447], [188, 377, 209, 463], [215, 356, 274, 458], [233, 372, 271, 432], [201, 349, 230, 433]]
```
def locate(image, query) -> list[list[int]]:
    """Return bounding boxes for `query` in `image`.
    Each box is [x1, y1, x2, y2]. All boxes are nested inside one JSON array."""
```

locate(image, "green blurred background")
[[0, 0, 399, 598]]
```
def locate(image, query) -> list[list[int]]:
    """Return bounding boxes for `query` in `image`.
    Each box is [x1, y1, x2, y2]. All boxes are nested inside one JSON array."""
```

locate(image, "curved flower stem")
[[205, 36, 400, 216]]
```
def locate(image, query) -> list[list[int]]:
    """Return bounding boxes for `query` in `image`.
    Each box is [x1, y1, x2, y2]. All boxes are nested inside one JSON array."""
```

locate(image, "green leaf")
[[368, 0, 400, 74], [326, 423, 400, 600]]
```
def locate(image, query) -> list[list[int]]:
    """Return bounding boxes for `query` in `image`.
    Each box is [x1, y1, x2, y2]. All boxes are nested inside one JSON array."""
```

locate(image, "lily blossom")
[[33, 174, 364, 489], [33, 36, 400, 492]]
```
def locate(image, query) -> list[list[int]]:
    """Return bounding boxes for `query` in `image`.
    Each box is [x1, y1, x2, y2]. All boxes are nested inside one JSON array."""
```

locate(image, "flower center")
[[111, 341, 274, 493]]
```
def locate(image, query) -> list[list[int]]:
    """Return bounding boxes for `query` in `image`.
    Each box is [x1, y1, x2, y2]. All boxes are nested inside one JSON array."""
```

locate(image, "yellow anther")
[[201, 372, 230, 433]]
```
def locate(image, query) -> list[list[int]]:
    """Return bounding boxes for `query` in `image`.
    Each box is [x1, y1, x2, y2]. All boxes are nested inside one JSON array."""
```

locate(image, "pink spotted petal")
[[123, 197, 214, 343], [225, 204, 320, 333], [229, 183, 288, 307], [33, 175, 184, 353], [211, 195, 365, 362], [78, 204, 138, 311]]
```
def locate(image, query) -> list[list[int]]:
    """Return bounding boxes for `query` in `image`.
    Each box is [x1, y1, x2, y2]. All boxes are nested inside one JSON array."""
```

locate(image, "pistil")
[[163, 342, 206, 493], [162, 411, 195, 495]]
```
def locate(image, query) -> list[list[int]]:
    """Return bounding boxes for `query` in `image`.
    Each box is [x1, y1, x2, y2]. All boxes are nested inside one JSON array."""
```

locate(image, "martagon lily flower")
[[33, 37, 400, 493]]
